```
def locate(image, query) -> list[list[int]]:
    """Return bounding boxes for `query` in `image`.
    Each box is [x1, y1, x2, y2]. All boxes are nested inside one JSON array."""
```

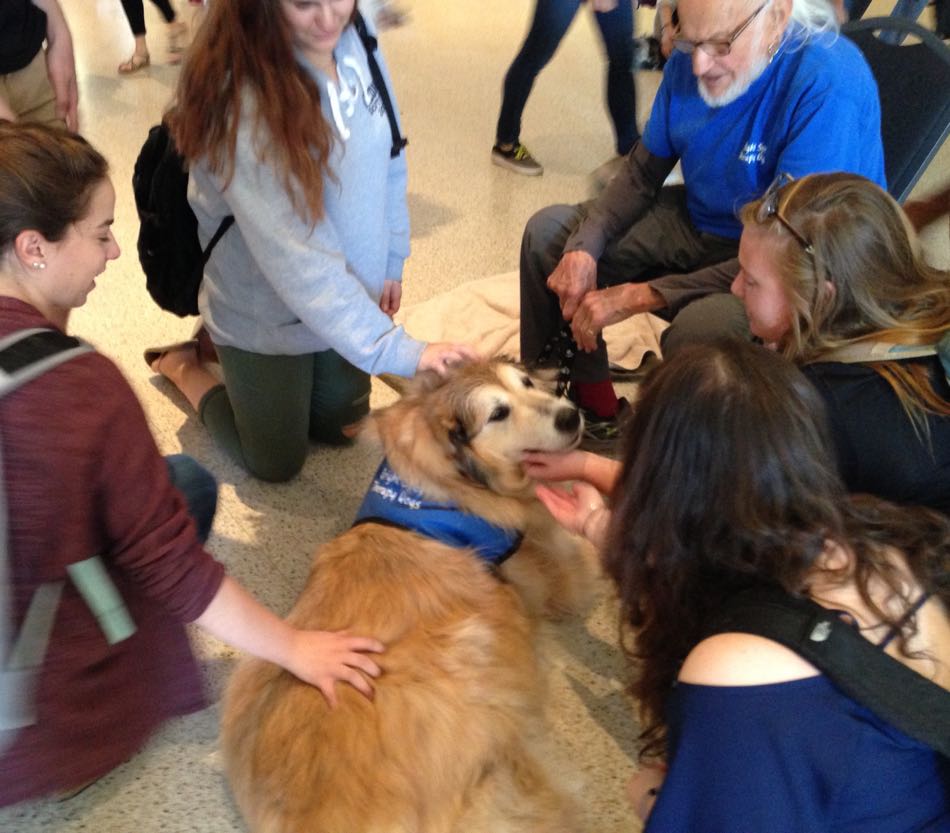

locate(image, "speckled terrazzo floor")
[[2, 1, 948, 831]]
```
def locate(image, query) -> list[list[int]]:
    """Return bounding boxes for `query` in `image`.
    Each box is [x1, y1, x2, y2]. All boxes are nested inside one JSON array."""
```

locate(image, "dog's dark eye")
[[488, 405, 510, 422], [521, 376, 534, 389]]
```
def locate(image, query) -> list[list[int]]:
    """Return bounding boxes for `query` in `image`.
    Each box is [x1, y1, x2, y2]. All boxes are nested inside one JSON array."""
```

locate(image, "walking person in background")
[[492, 0, 638, 176], [116, 0, 188, 74]]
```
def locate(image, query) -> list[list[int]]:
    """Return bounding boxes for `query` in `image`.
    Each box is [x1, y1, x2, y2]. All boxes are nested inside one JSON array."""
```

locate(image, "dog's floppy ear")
[[446, 417, 491, 488], [404, 368, 450, 400], [526, 365, 560, 395], [448, 418, 469, 449], [429, 391, 492, 489]]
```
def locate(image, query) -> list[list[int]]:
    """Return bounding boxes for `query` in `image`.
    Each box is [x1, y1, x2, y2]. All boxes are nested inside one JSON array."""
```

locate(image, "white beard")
[[698, 52, 770, 107]]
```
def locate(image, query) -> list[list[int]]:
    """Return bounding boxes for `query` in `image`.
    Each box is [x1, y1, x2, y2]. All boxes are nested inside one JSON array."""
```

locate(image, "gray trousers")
[[519, 186, 747, 382]]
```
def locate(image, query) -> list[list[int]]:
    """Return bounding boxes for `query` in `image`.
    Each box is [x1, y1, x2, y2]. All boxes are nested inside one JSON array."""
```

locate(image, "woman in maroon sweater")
[[0, 121, 384, 805]]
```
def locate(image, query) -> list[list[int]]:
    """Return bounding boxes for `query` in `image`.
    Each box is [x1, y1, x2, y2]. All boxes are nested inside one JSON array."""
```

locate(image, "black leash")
[[536, 325, 577, 398]]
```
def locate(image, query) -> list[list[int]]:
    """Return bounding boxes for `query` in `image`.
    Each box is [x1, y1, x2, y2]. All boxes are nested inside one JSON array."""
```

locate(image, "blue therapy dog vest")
[[353, 460, 523, 567]]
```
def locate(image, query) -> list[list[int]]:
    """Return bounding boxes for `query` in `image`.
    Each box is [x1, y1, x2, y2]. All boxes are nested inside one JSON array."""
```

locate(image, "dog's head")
[[367, 359, 583, 499]]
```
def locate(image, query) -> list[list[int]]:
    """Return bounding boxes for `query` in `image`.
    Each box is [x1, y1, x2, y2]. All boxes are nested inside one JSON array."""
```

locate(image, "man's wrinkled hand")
[[570, 283, 664, 351], [546, 250, 598, 321]]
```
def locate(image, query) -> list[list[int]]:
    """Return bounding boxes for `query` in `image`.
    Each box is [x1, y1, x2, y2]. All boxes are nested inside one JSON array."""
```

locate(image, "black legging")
[[120, 0, 176, 36]]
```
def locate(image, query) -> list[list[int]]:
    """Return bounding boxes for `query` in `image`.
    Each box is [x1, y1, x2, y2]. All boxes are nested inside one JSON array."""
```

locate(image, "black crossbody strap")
[[201, 215, 235, 266], [708, 586, 950, 757], [353, 11, 408, 159]]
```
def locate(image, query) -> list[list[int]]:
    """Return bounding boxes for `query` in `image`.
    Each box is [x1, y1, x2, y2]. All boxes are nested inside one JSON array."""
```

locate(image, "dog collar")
[[353, 460, 523, 567]]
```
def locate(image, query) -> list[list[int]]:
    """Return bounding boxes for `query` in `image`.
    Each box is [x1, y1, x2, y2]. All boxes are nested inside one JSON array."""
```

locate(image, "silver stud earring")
[[31, 262, 46, 270], [768, 41, 778, 62]]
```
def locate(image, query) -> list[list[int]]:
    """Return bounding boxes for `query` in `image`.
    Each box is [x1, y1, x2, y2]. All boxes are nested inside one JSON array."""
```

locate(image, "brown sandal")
[[144, 340, 199, 374], [118, 52, 150, 74], [145, 324, 217, 373]]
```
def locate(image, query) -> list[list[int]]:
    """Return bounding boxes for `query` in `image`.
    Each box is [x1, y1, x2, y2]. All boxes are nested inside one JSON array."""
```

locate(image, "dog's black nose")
[[555, 406, 580, 434]]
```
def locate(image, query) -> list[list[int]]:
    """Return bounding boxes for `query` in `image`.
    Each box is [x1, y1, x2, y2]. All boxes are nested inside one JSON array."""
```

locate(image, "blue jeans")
[[496, 0, 638, 156], [165, 454, 218, 543]]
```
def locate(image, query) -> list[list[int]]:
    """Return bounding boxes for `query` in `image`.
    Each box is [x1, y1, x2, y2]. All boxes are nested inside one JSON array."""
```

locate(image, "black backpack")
[[132, 123, 234, 318], [132, 10, 406, 320]]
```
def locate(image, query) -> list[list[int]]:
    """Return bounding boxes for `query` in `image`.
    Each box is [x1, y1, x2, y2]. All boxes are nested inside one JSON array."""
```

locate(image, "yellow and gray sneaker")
[[491, 143, 543, 176]]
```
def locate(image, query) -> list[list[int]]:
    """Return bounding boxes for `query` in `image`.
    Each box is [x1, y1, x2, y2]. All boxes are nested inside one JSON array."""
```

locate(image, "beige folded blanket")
[[397, 271, 667, 370]]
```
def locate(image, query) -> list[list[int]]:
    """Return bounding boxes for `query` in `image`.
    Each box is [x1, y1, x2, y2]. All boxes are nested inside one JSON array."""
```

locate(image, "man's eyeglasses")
[[757, 173, 815, 255], [673, 0, 770, 57]]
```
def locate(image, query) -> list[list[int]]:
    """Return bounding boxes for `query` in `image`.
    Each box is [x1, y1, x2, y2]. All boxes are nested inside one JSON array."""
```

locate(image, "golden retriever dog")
[[221, 359, 597, 833]]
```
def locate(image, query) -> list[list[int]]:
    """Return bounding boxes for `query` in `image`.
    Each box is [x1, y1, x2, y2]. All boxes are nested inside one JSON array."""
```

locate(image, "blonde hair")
[[740, 172, 950, 424]]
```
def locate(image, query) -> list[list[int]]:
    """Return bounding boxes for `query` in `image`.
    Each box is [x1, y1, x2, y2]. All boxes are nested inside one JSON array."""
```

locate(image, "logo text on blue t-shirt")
[[739, 142, 767, 165]]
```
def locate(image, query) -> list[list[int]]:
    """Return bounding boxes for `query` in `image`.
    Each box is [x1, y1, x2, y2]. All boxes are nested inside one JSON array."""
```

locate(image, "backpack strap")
[[706, 586, 950, 757], [353, 11, 408, 159], [0, 329, 92, 395], [813, 331, 950, 387], [0, 330, 135, 750], [201, 215, 235, 267]]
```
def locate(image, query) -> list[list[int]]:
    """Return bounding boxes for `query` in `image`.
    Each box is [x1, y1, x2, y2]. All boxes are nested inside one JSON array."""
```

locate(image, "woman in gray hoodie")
[[146, 0, 475, 482]]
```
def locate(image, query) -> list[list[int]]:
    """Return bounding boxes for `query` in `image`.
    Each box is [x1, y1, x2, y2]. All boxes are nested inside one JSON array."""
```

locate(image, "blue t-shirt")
[[646, 676, 950, 833], [643, 28, 886, 238]]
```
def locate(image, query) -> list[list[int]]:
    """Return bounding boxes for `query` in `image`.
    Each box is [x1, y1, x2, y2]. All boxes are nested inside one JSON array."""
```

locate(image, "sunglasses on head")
[[672, 0, 770, 57], [757, 173, 815, 255]]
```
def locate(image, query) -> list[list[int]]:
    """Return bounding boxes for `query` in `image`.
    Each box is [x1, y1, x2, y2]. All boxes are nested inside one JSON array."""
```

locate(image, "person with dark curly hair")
[[529, 339, 950, 830]]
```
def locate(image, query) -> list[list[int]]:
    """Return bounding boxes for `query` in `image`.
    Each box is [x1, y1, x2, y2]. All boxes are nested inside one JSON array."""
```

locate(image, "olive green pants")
[[199, 345, 370, 482]]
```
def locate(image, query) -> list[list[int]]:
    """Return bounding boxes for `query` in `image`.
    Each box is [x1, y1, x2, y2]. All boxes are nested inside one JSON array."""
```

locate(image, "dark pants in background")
[[496, 0, 638, 156]]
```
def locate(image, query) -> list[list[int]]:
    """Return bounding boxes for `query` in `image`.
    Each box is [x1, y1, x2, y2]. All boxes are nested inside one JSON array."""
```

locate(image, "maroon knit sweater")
[[0, 299, 225, 806]]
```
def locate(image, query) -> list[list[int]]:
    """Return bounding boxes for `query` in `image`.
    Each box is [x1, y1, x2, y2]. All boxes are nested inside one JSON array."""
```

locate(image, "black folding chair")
[[843, 17, 950, 203]]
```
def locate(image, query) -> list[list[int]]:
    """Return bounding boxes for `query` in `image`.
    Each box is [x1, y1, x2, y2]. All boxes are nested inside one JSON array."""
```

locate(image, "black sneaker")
[[579, 397, 631, 453], [491, 143, 543, 176]]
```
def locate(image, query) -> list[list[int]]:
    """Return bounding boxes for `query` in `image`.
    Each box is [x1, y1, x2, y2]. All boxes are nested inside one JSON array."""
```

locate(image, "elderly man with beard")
[[519, 0, 885, 438]]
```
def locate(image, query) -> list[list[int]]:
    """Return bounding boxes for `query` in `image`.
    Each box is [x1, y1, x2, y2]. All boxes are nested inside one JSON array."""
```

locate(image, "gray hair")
[[788, 0, 840, 38]]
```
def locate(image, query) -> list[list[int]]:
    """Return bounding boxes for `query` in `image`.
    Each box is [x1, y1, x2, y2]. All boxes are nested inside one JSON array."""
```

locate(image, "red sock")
[[574, 380, 619, 418]]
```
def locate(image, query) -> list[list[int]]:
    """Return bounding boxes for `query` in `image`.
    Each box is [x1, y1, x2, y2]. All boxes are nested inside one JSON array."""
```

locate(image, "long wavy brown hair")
[[167, 0, 355, 224], [740, 173, 950, 428], [603, 340, 950, 760]]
